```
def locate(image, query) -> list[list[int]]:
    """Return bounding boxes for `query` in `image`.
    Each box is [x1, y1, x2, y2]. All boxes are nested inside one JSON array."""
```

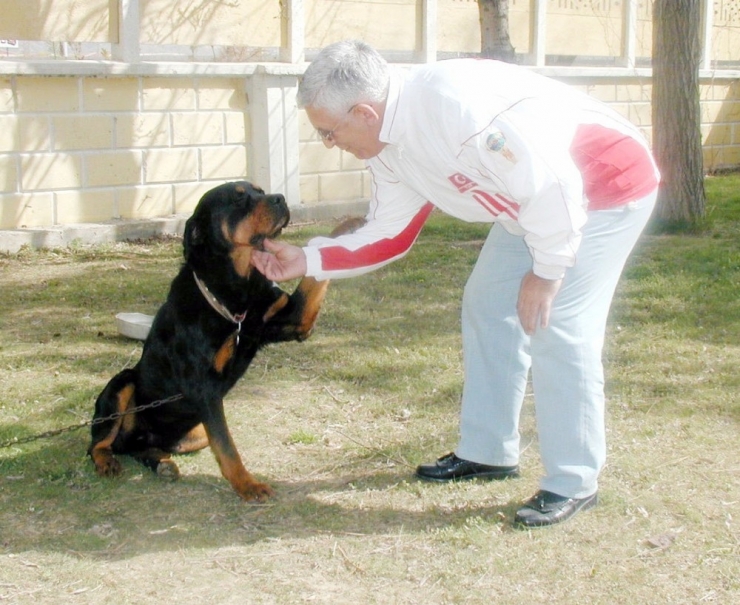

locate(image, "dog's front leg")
[[262, 216, 366, 341], [289, 276, 330, 341], [203, 401, 273, 501], [261, 278, 329, 342], [290, 216, 367, 339]]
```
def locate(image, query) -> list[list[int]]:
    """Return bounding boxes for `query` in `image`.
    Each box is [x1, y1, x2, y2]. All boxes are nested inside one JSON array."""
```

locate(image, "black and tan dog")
[[88, 181, 357, 501]]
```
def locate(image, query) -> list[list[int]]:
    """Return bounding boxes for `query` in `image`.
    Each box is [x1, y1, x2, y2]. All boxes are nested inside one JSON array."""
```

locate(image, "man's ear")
[[353, 103, 381, 125]]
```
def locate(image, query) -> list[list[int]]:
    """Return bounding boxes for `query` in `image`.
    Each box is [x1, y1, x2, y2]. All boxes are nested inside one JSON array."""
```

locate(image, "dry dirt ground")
[[2, 372, 738, 605]]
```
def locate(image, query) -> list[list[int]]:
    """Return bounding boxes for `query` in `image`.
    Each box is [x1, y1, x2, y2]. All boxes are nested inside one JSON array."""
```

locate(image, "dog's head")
[[183, 181, 289, 278]]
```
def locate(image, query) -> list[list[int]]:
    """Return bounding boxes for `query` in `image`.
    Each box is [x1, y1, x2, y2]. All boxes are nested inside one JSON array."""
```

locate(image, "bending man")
[[251, 40, 659, 528]]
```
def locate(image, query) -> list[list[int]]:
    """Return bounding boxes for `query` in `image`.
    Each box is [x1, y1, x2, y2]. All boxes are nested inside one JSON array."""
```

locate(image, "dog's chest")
[[210, 320, 265, 378]]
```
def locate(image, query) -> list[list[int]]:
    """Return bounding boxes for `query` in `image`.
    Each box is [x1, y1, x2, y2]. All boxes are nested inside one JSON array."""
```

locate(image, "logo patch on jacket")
[[486, 131, 517, 163], [448, 173, 478, 193]]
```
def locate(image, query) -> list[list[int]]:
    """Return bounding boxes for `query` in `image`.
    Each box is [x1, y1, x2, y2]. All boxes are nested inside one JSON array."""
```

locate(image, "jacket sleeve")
[[303, 161, 434, 280]]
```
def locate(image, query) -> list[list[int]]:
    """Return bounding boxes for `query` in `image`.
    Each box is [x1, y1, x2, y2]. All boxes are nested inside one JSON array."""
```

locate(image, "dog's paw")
[[330, 216, 366, 237], [93, 455, 123, 478], [156, 459, 181, 481], [237, 481, 274, 502]]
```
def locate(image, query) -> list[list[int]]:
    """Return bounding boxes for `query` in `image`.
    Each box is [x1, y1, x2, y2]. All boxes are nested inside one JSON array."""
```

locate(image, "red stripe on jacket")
[[570, 123, 659, 210], [319, 202, 435, 271]]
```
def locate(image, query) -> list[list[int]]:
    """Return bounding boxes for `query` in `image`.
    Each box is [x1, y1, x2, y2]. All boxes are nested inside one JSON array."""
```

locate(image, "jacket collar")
[[379, 67, 406, 147]]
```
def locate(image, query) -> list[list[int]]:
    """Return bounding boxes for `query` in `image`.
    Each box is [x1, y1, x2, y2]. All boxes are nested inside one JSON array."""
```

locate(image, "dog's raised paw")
[[330, 216, 366, 237]]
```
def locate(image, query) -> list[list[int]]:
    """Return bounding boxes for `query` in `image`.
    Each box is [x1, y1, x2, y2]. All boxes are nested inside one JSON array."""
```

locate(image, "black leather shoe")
[[415, 453, 519, 483], [514, 489, 598, 528]]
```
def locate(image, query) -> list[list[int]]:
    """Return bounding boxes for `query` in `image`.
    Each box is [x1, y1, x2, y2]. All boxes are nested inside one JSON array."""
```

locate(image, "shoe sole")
[[414, 470, 520, 483], [514, 493, 598, 529]]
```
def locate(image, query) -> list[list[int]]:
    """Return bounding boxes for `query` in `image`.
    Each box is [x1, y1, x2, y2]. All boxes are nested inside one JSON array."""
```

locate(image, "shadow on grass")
[[0, 438, 523, 559]]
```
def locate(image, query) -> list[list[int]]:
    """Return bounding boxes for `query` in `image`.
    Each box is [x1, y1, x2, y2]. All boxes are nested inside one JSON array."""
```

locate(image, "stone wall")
[[0, 1, 739, 249]]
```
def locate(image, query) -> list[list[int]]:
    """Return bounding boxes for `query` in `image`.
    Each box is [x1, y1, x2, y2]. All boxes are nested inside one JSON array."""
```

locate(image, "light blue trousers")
[[456, 192, 657, 499]]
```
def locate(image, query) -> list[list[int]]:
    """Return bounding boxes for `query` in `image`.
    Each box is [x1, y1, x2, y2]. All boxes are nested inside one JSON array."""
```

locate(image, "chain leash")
[[0, 393, 184, 450]]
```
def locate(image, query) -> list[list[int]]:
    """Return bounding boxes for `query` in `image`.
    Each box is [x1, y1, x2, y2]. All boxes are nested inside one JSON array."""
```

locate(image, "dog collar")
[[192, 271, 247, 344]]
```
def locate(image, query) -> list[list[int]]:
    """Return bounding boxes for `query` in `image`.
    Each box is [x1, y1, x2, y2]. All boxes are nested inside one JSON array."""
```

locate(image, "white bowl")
[[115, 312, 154, 341]]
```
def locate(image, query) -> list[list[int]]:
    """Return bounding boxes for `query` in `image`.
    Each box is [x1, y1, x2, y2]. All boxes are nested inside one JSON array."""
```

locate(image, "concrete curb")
[[0, 201, 369, 254]]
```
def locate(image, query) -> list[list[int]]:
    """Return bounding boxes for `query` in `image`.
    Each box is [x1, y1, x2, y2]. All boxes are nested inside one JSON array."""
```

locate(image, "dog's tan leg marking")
[[204, 424, 274, 501], [294, 277, 330, 340], [263, 292, 289, 322], [213, 333, 237, 373], [171, 424, 209, 453], [292, 216, 366, 338], [90, 383, 135, 477]]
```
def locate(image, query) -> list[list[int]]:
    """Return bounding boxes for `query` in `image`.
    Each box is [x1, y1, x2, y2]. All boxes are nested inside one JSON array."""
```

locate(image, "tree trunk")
[[478, 0, 516, 63], [652, 0, 706, 223]]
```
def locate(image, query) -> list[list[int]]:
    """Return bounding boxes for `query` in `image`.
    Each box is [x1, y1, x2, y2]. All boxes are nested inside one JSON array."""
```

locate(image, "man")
[[251, 40, 659, 527]]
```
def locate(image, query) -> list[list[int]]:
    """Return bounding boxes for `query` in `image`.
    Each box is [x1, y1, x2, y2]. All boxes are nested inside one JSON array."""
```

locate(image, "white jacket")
[[303, 59, 660, 281]]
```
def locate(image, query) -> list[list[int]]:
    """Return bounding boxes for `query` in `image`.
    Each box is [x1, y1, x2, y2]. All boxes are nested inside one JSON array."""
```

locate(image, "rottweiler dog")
[[88, 181, 356, 501]]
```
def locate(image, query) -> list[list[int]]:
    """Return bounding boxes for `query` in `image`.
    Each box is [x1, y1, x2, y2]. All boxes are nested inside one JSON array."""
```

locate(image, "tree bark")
[[652, 0, 706, 223], [478, 0, 516, 63]]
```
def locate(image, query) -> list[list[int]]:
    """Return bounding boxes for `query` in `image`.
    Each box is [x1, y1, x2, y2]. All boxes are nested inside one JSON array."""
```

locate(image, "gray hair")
[[297, 40, 390, 114]]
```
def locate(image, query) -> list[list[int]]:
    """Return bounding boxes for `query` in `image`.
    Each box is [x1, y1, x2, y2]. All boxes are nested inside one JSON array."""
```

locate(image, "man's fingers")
[[539, 306, 550, 330], [250, 240, 308, 282], [251, 240, 282, 276], [517, 272, 562, 335], [250, 250, 268, 272], [262, 238, 281, 253], [517, 304, 537, 335]]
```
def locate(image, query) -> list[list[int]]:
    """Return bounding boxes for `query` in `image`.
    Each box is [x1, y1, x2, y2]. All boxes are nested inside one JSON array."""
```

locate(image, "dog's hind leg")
[[130, 425, 207, 480], [131, 448, 181, 480], [171, 424, 209, 453], [88, 370, 137, 477]]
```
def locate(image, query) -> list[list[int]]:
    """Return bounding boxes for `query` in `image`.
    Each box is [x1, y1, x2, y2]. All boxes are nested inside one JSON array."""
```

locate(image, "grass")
[[0, 175, 738, 604]]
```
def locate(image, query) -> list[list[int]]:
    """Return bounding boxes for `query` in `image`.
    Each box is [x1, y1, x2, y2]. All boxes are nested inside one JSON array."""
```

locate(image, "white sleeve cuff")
[[303, 245, 324, 279], [532, 262, 566, 280]]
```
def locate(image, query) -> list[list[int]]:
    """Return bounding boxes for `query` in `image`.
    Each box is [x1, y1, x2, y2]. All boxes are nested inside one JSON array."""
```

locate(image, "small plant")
[[285, 430, 319, 446]]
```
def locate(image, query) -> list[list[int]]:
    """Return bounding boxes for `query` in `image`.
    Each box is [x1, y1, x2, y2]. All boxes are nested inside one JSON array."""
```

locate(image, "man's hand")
[[250, 239, 308, 282], [517, 271, 563, 335]]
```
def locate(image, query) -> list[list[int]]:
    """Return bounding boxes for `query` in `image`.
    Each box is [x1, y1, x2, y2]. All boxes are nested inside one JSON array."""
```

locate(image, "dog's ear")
[[183, 217, 201, 261]]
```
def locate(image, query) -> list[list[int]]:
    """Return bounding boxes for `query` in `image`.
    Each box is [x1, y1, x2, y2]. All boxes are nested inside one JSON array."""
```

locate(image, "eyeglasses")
[[316, 105, 356, 143]]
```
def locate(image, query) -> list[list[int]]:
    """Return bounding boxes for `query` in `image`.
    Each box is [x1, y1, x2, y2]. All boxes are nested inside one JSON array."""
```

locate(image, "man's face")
[[306, 104, 386, 160]]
